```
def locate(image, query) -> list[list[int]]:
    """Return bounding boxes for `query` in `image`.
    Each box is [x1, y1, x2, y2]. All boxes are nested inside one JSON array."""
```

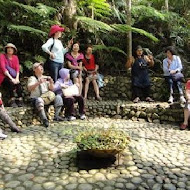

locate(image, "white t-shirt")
[[28, 76, 50, 98], [42, 38, 68, 64]]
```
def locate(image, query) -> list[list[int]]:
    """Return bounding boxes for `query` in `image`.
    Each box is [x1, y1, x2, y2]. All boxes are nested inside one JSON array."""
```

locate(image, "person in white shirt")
[[42, 25, 73, 82], [27, 62, 64, 128], [163, 46, 186, 104]]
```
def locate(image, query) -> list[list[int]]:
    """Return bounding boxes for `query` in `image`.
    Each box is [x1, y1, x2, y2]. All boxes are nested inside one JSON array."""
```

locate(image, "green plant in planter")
[[74, 128, 130, 155]]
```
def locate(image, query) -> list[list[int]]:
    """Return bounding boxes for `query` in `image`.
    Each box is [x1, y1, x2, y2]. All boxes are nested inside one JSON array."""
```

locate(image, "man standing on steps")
[[27, 62, 64, 128]]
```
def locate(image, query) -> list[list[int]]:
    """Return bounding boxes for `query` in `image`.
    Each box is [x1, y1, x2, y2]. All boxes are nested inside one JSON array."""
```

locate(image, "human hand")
[[15, 78, 20, 84], [68, 38, 73, 48], [148, 55, 153, 61], [39, 78, 47, 84], [170, 70, 177, 74], [11, 78, 17, 84], [50, 52, 55, 59]]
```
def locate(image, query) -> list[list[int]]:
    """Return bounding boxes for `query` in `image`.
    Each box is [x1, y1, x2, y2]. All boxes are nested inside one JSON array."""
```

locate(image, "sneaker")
[[68, 116, 76, 121], [80, 114, 86, 120], [17, 99, 24, 107], [11, 126, 21, 133], [133, 97, 140, 103], [180, 96, 186, 104], [53, 116, 65, 121], [43, 119, 49, 128], [0, 133, 7, 139], [10, 100, 18, 108], [180, 123, 188, 130], [168, 96, 174, 104], [145, 97, 154, 102], [95, 96, 102, 101]]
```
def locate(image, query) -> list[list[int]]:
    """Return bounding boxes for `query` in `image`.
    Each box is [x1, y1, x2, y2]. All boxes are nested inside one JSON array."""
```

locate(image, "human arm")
[[48, 77, 54, 91], [42, 38, 55, 59], [145, 55, 154, 67], [126, 56, 134, 69], [170, 56, 183, 74], [67, 61, 81, 70], [27, 77, 46, 92], [186, 89, 190, 103]]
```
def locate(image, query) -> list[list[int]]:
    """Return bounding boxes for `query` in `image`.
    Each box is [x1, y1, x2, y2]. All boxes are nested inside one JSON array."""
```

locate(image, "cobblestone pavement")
[[0, 118, 190, 190]]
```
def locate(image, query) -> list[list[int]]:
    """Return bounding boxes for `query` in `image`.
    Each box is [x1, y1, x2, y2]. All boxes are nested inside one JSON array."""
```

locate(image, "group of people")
[[0, 24, 190, 139], [0, 25, 102, 138], [127, 45, 189, 130]]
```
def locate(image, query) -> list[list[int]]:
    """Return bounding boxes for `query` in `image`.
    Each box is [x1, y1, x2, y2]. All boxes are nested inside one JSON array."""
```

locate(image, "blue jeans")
[[165, 76, 183, 95], [49, 60, 62, 82]]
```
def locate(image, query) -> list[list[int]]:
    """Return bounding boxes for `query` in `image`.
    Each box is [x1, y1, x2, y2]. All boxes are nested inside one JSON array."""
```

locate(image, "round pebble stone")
[[15, 187, 25, 190], [163, 184, 176, 190], [43, 182, 56, 190], [94, 173, 106, 181], [17, 173, 34, 181], [23, 181, 33, 188], [103, 186, 114, 190], [31, 184, 43, 190], [78, 183, 93, 190], [131, 177, 143, 184], [125, 183, 136, 189], [5, 181, 21, 188], [65, 183, 78, 190], [115, 183, 124, 189], [152, 183, 162, 190]]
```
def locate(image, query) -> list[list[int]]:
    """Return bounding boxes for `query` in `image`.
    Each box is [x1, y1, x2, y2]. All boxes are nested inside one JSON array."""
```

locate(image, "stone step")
[[1, 101, 184, 131]]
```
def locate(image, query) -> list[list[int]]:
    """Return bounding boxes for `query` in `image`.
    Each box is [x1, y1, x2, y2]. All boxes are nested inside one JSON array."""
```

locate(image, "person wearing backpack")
[[42, 25, 73, 82]]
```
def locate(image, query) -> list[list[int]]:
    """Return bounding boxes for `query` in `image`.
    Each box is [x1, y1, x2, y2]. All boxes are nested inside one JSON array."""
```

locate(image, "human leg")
[[63, 97, 76, 120], [166, 77, 174, 103], [176, 81, 186, 104], [92, 79, 101, 100], [34, 97, 49, 127], [84, 77, 90, 99], [74, 95, 85, 119], [132, 86, 141, 103], [0, 108, 21, 132], [180, 108, 190, 130], [49, 61, 62, 82], [15, 83, 24, 107], [54, 94, 64, 121]]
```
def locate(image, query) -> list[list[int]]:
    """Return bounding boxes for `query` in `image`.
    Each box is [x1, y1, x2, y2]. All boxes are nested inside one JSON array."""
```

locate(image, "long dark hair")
[[165, 46, 177, 55]]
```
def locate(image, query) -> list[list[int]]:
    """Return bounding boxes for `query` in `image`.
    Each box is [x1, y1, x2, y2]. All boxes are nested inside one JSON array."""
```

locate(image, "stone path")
[[0, 118, 190, 190]]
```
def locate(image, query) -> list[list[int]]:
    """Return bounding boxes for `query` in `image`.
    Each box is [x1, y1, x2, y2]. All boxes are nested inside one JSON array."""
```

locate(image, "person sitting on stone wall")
[[180, 80, 190, 130], [82, 44, 101, 101], [54, 68, 86, 121], [0, 92, 21, 139], [0, 43, 24, 107], [126, 45, 154, 103], [163, 46, 186, 104], [27, 62, 64, 128]]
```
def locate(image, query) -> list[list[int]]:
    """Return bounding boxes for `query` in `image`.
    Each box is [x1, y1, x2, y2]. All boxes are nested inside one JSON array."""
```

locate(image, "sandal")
[[146, 97, 154, 102], [133, 97, 140, 103], [180, 123, 188, 130]]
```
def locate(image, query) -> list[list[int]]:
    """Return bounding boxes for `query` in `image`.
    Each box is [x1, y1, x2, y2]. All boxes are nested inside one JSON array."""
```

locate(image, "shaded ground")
[[0, 118, 190, 190]]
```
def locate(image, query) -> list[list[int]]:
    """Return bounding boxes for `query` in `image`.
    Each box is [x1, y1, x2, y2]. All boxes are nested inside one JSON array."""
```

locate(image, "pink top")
[[0, 54, 20, 85]]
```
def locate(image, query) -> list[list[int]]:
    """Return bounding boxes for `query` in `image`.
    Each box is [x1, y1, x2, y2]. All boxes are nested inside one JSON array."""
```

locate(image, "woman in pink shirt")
[[0, 43, 23, 107]]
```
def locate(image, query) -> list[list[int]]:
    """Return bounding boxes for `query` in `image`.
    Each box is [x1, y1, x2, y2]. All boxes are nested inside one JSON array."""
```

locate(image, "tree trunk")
[[60, 0, 78, 30], [165, 0, 169, 12], [126, 0, 132, 59]]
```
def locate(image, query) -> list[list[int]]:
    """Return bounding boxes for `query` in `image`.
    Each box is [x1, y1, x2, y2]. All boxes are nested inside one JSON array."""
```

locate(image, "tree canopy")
[[0, 0, 190, 74]]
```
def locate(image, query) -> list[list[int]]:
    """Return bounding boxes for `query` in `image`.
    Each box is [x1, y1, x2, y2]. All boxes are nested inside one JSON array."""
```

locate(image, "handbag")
[[5, 55, 17, 78], [44, 38, 55, 71], [41, 91, 55, 105], [171, 72, 184, 82], [62, 84, 79, 97]]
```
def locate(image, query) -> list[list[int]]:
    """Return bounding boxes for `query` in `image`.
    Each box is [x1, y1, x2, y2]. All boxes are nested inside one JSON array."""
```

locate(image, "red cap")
[[186, 80, 190, 90], [49, 25, 64, 37]]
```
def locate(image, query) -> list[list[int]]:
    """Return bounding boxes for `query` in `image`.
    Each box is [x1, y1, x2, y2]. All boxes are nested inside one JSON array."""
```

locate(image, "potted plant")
[[74, 128, 130, 158]]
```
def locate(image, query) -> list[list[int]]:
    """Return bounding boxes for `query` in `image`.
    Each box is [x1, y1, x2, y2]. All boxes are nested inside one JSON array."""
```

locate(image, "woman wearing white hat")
[[0, 43, 24, 107]]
